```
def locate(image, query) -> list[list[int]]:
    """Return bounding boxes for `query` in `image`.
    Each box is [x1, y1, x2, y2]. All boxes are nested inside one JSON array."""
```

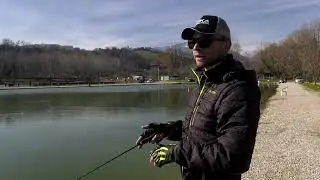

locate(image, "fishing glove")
[[136, 120, 182, 148], [149, 144, 176, 167]]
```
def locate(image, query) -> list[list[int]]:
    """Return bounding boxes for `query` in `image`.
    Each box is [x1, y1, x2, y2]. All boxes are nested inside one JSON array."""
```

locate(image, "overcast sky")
[[0, 0, 319, 52]]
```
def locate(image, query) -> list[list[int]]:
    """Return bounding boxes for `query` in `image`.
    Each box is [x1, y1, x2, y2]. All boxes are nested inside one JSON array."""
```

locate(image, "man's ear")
[[225, 40, 232, 52]]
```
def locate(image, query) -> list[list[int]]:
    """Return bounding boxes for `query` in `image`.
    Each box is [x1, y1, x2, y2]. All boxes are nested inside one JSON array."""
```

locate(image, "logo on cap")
[[196, 19, 209, 25]]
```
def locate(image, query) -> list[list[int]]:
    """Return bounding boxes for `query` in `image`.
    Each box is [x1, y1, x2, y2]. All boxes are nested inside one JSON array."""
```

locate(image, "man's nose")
[[193, 42, 200, 50]]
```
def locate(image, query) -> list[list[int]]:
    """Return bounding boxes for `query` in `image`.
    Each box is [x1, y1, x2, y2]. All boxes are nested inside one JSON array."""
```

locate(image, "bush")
[[303, 82, 320, 91]]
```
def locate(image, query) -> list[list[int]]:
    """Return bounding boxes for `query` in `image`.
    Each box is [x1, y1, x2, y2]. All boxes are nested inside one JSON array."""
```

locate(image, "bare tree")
[[231, 40, 242, 54], [253, 19, 320, 82]]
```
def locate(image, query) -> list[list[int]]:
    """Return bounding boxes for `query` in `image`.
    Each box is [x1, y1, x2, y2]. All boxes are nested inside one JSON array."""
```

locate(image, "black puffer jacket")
[[167, 54, 261, 180]]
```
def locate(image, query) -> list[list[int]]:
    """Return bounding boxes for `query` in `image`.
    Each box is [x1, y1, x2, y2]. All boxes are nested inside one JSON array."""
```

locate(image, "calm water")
[[0, 84, 193, 180], [0, 84, 272, 180]]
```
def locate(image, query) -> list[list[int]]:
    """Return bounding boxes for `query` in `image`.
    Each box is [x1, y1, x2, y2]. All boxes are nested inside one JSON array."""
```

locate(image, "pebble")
[[243, 82, 320, 180]]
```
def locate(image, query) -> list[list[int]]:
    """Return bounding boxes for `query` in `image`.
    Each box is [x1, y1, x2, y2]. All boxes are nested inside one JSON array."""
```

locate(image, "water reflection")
[[0, 85, 191, 180], [0, 85, 192, 125]]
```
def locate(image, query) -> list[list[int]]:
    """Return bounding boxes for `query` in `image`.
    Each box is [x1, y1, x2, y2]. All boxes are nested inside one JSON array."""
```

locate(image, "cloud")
[[0, 0, 319, 52], [243, 0, 320, 16]]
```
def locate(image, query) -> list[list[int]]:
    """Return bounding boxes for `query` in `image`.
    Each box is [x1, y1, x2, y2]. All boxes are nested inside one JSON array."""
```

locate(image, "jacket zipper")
[[189, 81, 206, 126], [189, 69, 207, 127]]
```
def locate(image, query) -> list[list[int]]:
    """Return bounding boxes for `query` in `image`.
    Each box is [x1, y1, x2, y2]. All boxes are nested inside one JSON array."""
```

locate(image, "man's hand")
[[135, 122, 171, 148], [149, 144, 175, 167]]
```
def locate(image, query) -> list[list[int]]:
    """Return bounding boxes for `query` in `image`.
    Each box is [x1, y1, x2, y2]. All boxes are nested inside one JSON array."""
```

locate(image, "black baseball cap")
[[181, 15, 231, 41]]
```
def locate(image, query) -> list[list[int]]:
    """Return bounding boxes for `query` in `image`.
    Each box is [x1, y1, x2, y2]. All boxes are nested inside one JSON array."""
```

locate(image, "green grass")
[[259, 82, 278, 110], [303, 82, 320, 92], [259, 79, 277, 83], [135, 50, 165, 63], [160, 79, 195, 83]]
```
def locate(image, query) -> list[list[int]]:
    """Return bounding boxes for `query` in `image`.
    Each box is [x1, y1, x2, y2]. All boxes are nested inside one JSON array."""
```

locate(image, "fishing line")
[[75, 134, 157, 180]]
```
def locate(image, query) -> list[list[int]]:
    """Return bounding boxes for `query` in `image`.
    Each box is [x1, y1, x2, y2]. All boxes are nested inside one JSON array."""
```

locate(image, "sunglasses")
[[187, 37, 225, 49]]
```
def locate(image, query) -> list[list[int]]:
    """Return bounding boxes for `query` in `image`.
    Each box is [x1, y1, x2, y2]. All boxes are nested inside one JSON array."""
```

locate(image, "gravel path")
[[243, 82, 320, 180]]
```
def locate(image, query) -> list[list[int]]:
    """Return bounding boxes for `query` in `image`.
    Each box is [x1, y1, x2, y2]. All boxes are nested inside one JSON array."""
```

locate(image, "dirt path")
[[243, 82, 320, 180]]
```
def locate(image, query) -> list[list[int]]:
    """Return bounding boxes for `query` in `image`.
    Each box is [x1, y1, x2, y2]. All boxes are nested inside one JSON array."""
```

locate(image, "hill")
[[0, 38, 253, 86], [0, 39, 195, 85]]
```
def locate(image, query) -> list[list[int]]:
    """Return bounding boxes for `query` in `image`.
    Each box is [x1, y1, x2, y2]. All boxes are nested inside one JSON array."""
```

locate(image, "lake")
[[0, 84, 273, 180], [0, 84, 194, 180]]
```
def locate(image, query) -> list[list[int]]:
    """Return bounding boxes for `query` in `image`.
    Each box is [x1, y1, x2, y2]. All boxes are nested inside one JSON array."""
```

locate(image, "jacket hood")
[[223, 69, 258, 86]]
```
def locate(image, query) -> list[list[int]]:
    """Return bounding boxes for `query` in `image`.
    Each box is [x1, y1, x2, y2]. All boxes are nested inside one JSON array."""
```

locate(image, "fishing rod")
[[75, 133, 157, 180]]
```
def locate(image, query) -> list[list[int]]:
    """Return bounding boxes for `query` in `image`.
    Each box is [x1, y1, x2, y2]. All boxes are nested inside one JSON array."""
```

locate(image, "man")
[[136, 15, 261, 180]]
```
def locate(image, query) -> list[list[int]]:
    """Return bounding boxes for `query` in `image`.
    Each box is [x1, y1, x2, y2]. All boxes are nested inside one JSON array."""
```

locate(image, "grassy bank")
[[303, 82, 320, 92], [259, 82, 278, 110], [0, 81, 195, 90]]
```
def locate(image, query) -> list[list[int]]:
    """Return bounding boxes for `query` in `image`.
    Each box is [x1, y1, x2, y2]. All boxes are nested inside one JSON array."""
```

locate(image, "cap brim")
[[181, 27, 216, 40]]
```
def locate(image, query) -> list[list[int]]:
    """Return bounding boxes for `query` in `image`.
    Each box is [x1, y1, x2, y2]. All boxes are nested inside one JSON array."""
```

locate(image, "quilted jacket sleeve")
[[173, 83, 261, 174]]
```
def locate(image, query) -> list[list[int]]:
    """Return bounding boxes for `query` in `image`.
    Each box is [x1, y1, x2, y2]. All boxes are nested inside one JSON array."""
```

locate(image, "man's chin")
[[195, 62, 207, 69], [195, 58, 222, 69]]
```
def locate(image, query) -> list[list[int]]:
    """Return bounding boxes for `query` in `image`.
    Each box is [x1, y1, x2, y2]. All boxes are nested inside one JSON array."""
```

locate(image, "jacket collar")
[[192, 54, 240, 84]]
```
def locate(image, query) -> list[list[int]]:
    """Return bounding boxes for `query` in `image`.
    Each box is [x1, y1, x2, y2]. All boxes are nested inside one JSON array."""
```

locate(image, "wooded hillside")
[[252, 19, 320, 83]]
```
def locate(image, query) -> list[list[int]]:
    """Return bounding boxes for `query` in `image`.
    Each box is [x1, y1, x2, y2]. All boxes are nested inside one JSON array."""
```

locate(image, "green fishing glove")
[[149, 144, 176, 167]]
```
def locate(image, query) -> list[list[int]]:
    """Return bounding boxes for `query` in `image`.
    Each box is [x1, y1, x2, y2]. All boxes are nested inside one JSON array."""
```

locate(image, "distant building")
[[161, 75, 179, 81], [132, 75, 144, 83]]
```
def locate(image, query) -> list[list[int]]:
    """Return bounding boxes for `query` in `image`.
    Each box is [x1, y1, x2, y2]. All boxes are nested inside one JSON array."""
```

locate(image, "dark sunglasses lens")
[[197, 39, 212, 48], [187, 39, 213, 49], [188, 40, 196, 49]]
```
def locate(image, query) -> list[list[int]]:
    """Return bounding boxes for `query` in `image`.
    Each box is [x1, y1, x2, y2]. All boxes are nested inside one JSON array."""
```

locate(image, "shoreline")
[[0, 81, 196, 90]]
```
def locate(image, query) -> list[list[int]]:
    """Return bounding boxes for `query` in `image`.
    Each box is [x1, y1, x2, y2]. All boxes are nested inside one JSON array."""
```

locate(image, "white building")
[[160, 75, 179, 81]]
